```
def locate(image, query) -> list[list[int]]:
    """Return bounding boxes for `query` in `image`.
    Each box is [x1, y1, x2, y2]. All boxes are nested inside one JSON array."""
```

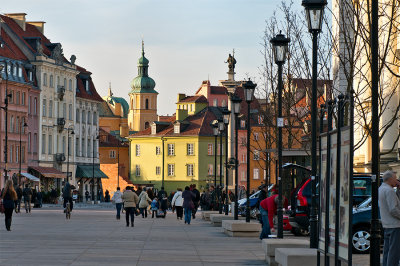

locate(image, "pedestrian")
[[22, 184, 32, 213], [15, 185, 22, 213], [36, 190, 43, 208], [209, 186, 216, 211], [138, 187, 151, 218], [122, 186, 139, 227], [85, 190, 90, 202], [259, 189, 277, 239], [171, 188, 183, 220], [1, 180, 18, 231], [182, 186, 195, 225], [62, 182, 73, 212], [147, 188, 155, 200], [379, 170, 400, 266], [191, 184, 200, 219], [157, 187, 168, 218], [151, 197, 159, 218], [51, 188, 57, 204], [105, 190, 110, 202], [112, 187, 123, 220]]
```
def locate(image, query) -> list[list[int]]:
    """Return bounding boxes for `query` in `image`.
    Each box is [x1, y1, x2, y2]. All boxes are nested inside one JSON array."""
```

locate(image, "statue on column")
[[225, 52, 236, 73]]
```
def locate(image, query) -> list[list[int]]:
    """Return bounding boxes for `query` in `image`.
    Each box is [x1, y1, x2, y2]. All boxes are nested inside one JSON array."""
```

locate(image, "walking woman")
[[171, 188, 183, 220], [112, 187, 123, 220], [182, 186, 195, 225], [122, 186, 139, 227], [1, 180, 18, 231], [138, 187, 151, 218]]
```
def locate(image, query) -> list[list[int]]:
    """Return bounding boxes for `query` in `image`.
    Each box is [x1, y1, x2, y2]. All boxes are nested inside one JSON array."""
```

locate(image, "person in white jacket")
[[138, 187, 152, 218], [111, 187, 123, 220], [171, 188, 183, 220]]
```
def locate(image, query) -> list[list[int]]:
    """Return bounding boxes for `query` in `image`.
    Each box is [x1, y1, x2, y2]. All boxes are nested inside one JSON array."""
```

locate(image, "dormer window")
[[174, 124, 180, 134], [151, 124, 157, 135], [85, 80, 89, 91]]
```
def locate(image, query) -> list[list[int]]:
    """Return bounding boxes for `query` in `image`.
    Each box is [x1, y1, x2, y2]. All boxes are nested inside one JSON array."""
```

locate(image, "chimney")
[[5, 13, 27, 31], [27, 21, 45, 34], [177, 93, 186, 102]]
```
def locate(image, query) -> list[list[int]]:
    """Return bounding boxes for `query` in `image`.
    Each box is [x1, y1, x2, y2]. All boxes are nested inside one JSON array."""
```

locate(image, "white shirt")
[[171, 191, 183, 207], [112, 191, 123, 204]]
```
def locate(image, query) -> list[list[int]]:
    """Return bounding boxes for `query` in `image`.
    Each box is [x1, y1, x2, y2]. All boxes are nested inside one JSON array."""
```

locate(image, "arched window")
[[69, 79, 72, 91], [145, 122, 150, 129], [145, 99, 149, 110], [64, 78, 67, 88], [43, 73, 47, 86], [49, 75, 54, 87]]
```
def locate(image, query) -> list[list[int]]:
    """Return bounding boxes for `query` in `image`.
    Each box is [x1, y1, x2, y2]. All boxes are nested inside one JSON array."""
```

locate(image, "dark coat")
[[3, 190, 16, 209], [23, 187, 32, 200], [192, 189, 200, 203], [182, 190, 195, 209]]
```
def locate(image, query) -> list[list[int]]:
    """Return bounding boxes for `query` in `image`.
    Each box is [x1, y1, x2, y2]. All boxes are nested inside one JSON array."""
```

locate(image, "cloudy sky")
[[1, 0, 300, 115]]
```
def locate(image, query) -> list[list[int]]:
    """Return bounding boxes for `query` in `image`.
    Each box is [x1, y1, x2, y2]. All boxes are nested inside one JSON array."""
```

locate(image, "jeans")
[[63, 197, 73, 211], [175, 206, 183, 219], [152, 210, 157, 218], [140, 207, 147, 218], [383, 227, 400, 266], [15, 199, 21, 213], [125, 207, 135, 225], [24, 198, 31, 213], [116, 203, 122, 219], [4, 208, 13, 230], [184, 208, 192, 224], [259, 207, 271, 239]]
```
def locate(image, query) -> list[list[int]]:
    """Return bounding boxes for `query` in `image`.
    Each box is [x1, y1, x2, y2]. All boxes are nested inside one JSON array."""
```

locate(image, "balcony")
[[57, 118, 65, 132], [58, 86, 65, 101], [55, 153, 66, 163]]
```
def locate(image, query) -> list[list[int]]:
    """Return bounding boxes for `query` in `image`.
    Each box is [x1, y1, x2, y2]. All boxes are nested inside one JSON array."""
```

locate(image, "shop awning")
[[28, 166, 65, 178], [21, 173, 40, 182], [75, 165, 108, 179]]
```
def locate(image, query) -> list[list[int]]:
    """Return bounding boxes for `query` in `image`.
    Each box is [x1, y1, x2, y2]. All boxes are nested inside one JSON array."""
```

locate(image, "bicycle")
[[65, 201, 71, 219]]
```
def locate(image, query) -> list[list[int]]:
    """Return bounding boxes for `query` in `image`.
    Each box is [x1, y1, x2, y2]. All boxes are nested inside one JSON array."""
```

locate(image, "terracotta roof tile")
[[177, 95, 208, 103], [75, 65, 104, 102]]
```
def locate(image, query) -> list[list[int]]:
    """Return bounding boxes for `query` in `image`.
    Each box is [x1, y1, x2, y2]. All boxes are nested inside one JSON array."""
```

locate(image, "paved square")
[[0, 208, 266, 265]]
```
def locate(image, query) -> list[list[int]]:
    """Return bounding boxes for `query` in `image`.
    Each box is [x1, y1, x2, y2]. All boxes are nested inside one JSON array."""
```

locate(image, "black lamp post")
[[92, 132, 99, 202], [1, 63, 12, 182], [270, 32, 290, 238], [222, 108, 230, 215], [302, 0, 327, 248], [66, 128, 75, 182], [217, 117, 224, 214], [231, 95, 242, 220], [242, 79, 256, 223], [211, 120, 219, 189], [19, 121, 28, 186]]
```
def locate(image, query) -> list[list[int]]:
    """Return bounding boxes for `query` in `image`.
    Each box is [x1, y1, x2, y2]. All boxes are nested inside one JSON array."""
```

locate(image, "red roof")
[[158, 115, 176, 122], [76, 65, 104, 102], [28, 166, 64, 178], [210, 86, 227, 95], [0, 28, 28, 60], [99, 128, 128, 147], [177, 95, 208, 103]]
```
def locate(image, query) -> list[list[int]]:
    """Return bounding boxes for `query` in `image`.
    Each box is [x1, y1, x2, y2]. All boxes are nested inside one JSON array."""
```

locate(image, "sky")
[[1, 0, 300, 115]]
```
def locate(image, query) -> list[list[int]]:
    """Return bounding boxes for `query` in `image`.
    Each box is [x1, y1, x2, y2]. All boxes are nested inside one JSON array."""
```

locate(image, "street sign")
[[277, 118, 284, 127]]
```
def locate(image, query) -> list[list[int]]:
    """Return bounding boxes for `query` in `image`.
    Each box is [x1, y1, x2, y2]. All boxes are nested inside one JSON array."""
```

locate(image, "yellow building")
[[129, 94, 226, 192]]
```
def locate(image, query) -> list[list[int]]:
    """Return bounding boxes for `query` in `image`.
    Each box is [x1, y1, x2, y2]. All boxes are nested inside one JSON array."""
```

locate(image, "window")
[[9, 90, 13, 103], [28, 133, 31, 152], [136, 165, 141, 176], [43, 73, 47, 86], [42, 99, 47, 117], [168, 144, 175, 156], [42, 134, 46, 154], [109, 150, 116, 158], [57, 76, 60, 88], [87, 139, 91, 157], [50, 75, 54, 87], [156, 166, 161, 175], [174, 125, 180, 134], [33, 133, 37, 152], [76, 109, 80, 123], [62, 136, 66, 154], [28, 96, 31, 114], [258, 115, 263, 124], [48, 135, 52, 154], [136, 144, 140, 156], [33, 97, 37, 115], [88, 111, 92, 124], [241, 137, 247, 146], [93, 140, 97, 158], [240, 120, 246, 128], [156, 146, 161, 155], [21, 146, 25, 163], [21, 92, 25, 105], [208, 143, 213, 155], [253, 150, 260, 160], [222, 99, 227, 107], [82, 138, 86, 156], [68, 104, 72, 120], [254, 132, 259, 141], [49, 100, 53, 118], [16, 146, 19, 163], [93, 112, 97, 125], [64, 78, 67, 89], [9, 145, 13, 163], [145, 99, 149, 109], [241, 171, 246, 181], [241, 153, 246, 163], [168, 164, 175, 176], [69, 79, 72, 91], [15, 117, 19, 133], [187, 164, 194, 176], [86, 80, 89, 91], [18, 66, 22, 77], [75, 137, 79, 157], [10, 116, 14, 133], [187, 143, 194, 155], [16, 91, 20, 105], [253, 168, 260, 180], [213, 99, 218, 107], [208, 164, 213, 175], [63, 103, 66, 118], [217, 144, 224, 156], [82, 110, 86, 123], [68, 137, 72, 156]]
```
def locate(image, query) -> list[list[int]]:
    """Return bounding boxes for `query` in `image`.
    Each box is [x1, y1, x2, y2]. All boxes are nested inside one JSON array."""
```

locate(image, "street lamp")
[[242, 79, 256, 223], [217, 117, 225, 214], [93, 132, 100, 202], [1, 62, 12, 182], [231, 95, 242, 220], [302, 0, 327, 248], [211, 120, 219, 189], [18, 121, 28, 186], [270, 32, 290, 238], [222, 108, 231, 215], [66, 128, 75, 182]]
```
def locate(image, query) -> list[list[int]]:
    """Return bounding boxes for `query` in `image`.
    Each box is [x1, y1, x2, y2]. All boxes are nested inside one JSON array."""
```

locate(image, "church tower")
[[128, 42, 158, 132]]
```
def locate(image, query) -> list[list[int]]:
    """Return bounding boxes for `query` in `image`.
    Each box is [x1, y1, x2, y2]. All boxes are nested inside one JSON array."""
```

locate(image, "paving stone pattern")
[[0, 208, 266, 266]]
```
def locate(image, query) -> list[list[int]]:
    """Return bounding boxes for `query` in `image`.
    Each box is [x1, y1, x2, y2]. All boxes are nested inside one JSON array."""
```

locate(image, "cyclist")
[[62, 181, 74, 213]]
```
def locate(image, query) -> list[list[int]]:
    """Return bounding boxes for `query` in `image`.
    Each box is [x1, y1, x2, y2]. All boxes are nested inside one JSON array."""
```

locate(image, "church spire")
[[108, 82, 113, 97], [142, 39, 145, 57]]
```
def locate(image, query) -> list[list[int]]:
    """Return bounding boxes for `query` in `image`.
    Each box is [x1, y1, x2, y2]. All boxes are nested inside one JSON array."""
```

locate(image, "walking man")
[[15, 185, 22, 213], [112, 187, 123, 220], [22, 184, 32, 213], [379, 170, 400, 266], [122, 186, 139, 227], [191, 184, 200, 219]]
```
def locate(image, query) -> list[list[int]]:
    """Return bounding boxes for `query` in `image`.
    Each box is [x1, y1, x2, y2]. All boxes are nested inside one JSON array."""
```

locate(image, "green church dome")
[[130, 42, 158, 94]]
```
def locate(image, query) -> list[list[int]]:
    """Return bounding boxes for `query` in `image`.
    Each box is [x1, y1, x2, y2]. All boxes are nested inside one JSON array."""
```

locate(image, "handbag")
[[189, 201, 195, 210], [135, 208, 141, 216], [0, 199, 5, 214]]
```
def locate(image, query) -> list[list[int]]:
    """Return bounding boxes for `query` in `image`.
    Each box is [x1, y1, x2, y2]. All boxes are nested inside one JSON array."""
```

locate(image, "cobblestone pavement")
[[0, 208, 266, 265]]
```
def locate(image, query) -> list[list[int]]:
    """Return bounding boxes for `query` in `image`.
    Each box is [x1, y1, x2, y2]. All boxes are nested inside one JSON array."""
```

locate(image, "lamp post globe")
[[270, 32, 290, 64], [302, 0, 327, 33], [232, 96, 242, 115], [243, 79, 256, 103]]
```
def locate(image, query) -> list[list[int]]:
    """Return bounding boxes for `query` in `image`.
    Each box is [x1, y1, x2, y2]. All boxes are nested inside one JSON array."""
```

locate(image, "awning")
[[21, 173, 40, 182], [75, 165, 108, 179], [28, 166, 65, 178]]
